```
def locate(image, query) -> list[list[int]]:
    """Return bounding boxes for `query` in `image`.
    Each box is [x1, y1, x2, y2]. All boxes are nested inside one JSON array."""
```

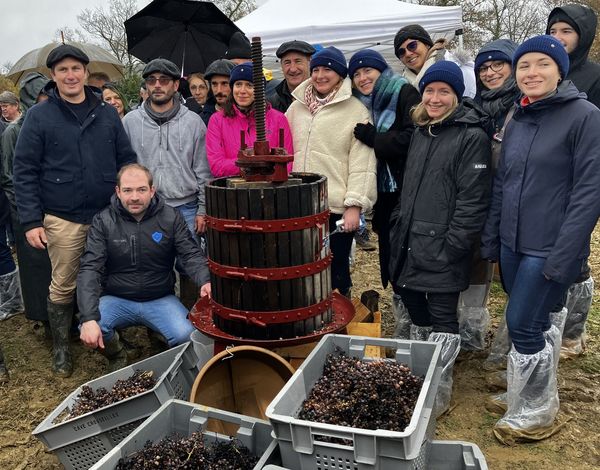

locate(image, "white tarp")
[[236, 0, 463, 71]]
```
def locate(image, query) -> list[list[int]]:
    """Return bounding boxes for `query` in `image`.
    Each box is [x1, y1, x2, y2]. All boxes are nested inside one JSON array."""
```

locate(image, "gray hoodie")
[[122, 102, 211, 215]]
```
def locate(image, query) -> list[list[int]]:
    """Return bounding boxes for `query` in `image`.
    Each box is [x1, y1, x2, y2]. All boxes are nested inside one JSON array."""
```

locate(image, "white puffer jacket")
[[286, 78, 377, 214]]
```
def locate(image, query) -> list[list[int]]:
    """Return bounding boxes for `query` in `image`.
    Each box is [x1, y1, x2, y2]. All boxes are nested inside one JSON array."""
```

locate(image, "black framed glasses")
[[145, 76, 174, 86], [478, 61, 506, 74], [397, 40, 419, 57]]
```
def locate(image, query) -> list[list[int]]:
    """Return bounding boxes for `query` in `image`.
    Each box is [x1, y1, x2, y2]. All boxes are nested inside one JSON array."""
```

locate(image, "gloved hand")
[[353, 123, 376, 147]]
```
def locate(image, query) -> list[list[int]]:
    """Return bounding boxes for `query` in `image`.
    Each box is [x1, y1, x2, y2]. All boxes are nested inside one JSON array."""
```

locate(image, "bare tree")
[[210, 0, 257, 21], [53, 27, 87, 44], [77, 0, 146, 69]]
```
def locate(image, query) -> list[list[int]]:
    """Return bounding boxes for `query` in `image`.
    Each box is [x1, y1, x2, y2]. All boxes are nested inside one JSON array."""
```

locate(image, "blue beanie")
[[419, 60, 465, 100], [475, 50, 511, 72], [513, 35, 569, 79], [310, 46, 348, 78], [229, 62, 253, 86], [348, 49, 389, 78]]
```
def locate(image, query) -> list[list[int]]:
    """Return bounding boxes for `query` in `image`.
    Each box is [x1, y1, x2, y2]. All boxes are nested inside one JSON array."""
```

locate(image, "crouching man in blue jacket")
[[77, 164, 211, 371]]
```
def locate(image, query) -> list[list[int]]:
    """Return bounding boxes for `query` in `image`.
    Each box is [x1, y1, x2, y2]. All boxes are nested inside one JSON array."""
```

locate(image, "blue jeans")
[[174, 202, 205, 272], [98, 295, 195, 347], [500, 245, 580, 354]]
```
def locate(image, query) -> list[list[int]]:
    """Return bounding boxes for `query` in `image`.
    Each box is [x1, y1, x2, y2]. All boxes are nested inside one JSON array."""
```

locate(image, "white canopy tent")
[[236, 0, 463, 73]]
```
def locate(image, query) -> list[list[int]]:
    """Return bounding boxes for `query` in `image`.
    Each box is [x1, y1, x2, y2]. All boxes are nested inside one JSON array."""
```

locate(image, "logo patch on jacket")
[[473, 163, 487, 169], [152, 231, 163, 243]]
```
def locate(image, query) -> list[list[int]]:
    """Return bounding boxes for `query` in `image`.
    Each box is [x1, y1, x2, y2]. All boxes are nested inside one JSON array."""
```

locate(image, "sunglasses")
[[397, 40, 419, 58], [145, 76, 174, 86]]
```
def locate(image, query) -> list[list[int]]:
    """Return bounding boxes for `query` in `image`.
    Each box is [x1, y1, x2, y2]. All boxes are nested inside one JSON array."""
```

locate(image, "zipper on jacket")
[[130, 234, 137, 266], [302, 116, 316, 172]]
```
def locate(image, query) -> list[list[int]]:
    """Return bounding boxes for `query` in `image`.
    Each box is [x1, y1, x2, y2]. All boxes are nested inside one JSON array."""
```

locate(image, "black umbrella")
[[125, 0, 244, 75]]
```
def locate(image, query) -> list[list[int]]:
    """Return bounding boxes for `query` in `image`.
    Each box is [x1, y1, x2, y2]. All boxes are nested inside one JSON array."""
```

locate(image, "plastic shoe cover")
[[458, 305, 490, 351], [392, 294, 412, 339], [494, 341, 561, 444], [0, 268, 23, 320], [484, 306, 511, 371], [562, 278, 593, 358], [485, 392, 507, 415], [429, 332, 461, 417], [410, 324, 433, 341]]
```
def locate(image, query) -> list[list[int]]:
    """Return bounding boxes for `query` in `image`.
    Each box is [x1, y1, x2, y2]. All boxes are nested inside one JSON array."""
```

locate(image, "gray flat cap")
[[0, 91, 19, 105], [204, 59, 236, 81], [142, 58, 181, 79], [276, 40, 316, 58], [46, 44, 90, 68]]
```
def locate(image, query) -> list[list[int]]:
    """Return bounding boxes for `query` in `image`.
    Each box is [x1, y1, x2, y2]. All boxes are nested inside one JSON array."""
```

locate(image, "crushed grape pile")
[[116, 433, 259, 469], [298, 350, 424, 431], [58, 370, 156, 422]]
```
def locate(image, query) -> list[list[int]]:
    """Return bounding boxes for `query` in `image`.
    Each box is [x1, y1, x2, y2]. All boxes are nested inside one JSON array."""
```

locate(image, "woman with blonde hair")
[[389, 61, 491, 415]]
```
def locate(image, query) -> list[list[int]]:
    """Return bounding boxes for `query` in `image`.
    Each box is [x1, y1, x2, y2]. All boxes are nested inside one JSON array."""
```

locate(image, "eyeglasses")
[[397, 40, 419, 58], [145, 76, 174, 86], [478, 61, 506, 74]]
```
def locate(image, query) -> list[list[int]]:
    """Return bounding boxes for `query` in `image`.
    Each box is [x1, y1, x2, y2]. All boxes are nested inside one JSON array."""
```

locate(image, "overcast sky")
[[0, 1, 153, 66]]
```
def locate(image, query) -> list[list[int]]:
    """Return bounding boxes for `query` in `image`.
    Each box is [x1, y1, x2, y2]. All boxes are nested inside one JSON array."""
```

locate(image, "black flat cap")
[[142, 58, 181, 79], [276, 40, 316, 58], [46, 44, 90, 68], [204, 59, 236, 81]]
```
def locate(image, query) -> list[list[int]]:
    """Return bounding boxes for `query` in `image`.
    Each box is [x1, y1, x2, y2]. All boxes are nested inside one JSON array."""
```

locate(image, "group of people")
[[0, 4, 599, 446]]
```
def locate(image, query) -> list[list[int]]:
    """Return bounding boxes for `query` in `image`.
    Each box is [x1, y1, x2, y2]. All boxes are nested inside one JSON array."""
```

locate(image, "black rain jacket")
[[389, 100, 492, 293], [77, 194, 209, 323]]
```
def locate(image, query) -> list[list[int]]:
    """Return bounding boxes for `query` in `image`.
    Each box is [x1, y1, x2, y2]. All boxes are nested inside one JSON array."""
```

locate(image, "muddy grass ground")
[[1, 229, 599, 469]]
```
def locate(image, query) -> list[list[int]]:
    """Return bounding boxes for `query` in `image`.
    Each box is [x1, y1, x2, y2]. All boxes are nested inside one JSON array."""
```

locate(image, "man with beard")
[[199, 58, 235, 125], [122, 58, 211, 308], [78, 164, 211, 371]]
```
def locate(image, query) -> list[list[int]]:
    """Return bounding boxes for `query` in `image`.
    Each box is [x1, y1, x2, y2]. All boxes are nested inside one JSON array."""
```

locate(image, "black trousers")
[[398, 287, 460, 334], [329, 214, 354, 295]]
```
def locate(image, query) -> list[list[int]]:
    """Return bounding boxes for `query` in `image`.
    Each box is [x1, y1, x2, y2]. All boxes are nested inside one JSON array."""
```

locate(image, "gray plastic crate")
[[266, 334, 443, 470], [261, 440, 487, 470], [91, 399, 280, 469], [32, 342, 204, 470]]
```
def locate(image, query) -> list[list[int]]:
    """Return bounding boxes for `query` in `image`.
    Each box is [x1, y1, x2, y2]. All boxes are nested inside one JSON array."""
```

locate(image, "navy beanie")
[[474, 50, 511, 72], [310, 46, 348, 78], [229, 62, 253, 86], [419, 60, 465, 99], [513, 35, 569, 79], [348, 49, 389, 77]]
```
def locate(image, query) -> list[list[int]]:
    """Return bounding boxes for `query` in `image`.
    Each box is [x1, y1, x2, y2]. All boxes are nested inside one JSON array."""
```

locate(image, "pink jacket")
[[206, 104, 294, 177]]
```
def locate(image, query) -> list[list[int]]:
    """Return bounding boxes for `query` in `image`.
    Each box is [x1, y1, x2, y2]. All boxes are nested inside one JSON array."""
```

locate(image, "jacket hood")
[[546, 4, 597, 71], [517, 80, 585, 112], [291, 76, 354, 106], [476, 39, 518, 65], [19, 72, 49, 111], [111, 193, 164, 221]]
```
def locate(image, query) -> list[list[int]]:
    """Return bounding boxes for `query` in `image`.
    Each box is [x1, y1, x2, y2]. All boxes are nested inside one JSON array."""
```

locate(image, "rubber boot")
[[410, 324, 433, 341], [47, 299, 74, 378], [392, 294, 411, 339], [179, 275, 199, 311], [429, 332, 461, 417], [0, 346, 8, 384], [102, 332, 129, 373], [494, 339, 561, 445]]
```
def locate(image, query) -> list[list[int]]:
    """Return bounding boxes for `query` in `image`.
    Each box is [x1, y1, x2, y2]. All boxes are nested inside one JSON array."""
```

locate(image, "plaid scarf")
[[355, 68, 408, 192], [304, 82, 341, 115]]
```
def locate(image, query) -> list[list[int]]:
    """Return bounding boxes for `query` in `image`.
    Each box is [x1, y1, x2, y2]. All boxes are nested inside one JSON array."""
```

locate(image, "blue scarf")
[[355, 68, 408, 192]]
